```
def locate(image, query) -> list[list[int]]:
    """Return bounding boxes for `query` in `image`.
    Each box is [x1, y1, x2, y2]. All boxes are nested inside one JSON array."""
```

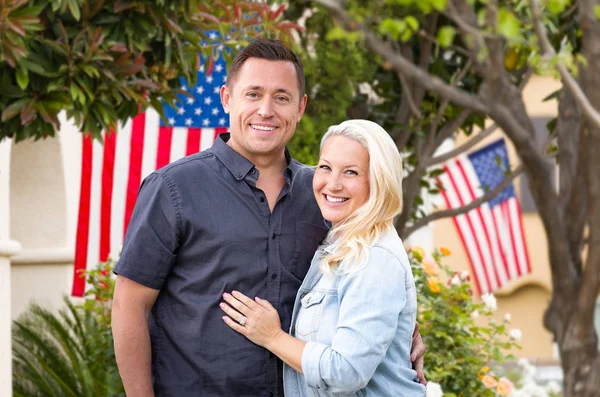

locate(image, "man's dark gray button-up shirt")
[[115, 134, 329, 397]]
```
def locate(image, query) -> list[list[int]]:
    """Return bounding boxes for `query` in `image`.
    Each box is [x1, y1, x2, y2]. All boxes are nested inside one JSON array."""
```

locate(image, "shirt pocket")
[[295, 291, 326, 338]]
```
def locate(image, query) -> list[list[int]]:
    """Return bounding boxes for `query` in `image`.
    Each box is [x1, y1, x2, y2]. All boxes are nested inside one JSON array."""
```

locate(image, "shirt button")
[[269, 393, 274, 397], [271, 273, 278, 280], [260, 197, 265, 203], [272, 233, 276, 239]]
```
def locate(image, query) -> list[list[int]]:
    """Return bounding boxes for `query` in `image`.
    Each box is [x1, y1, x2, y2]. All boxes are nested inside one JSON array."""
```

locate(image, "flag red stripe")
[[156, 126, 173, 169], [99, 129, 116, 262], [124, 114, 146, 237], [186, 128, 201, 155], [440, 169, 484, 294], [456, 160, 501, 289], [445, 163, 493, 291], [72, 136, 94, 297]]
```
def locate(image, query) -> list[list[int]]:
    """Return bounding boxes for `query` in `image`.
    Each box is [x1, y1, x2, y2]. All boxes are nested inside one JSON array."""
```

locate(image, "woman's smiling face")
[[313, 135, 370, 227]]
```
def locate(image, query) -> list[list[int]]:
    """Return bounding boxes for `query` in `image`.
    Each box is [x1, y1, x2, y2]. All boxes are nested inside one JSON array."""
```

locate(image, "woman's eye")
[[345, 170, 358, 175], [318, 165, 330, 171]]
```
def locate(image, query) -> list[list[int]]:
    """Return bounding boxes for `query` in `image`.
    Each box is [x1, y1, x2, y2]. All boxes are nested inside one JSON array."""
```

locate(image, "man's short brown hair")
[[226, 39, 305, 98]]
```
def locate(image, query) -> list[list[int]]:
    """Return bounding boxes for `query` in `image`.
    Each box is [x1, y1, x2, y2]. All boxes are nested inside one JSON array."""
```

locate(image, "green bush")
[[409, 246, 522, 397], [12, 259, 123, 397]]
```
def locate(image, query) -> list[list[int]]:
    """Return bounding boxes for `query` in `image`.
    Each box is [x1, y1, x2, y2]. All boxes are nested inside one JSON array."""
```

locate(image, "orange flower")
[[480, 366, 490, 374], [427, 277, 441, 293], [440, 247, 451, 256], [480, 375, 497, 388], [421, 254, 438, 276], [497, 377, 513, 396]]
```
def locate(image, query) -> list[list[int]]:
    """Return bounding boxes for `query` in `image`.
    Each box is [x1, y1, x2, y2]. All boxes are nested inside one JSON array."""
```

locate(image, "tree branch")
[[314, 0, 489, 114], [402, 164, 524, 238], [425, 122, 498, 167], [529, 0, 600, 130]]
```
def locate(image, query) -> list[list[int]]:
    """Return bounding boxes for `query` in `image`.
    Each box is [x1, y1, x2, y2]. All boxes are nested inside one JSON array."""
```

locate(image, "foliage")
[[410, 247, 521, 396], [12, 258, 122, 396], [0, 0, 300, 143], [285, 5, 377, 165]]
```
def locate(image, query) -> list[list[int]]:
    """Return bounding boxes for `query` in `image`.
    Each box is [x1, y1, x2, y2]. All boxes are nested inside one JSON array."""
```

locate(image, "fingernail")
[[223, 292, 230, 298], [232, 290, 239, 295], [219, 302, 224, 308]]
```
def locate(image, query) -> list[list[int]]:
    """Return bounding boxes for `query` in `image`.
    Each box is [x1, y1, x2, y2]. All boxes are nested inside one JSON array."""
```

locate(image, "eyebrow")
[[319, 158, 365, 170], [244, 85, 295, 98]]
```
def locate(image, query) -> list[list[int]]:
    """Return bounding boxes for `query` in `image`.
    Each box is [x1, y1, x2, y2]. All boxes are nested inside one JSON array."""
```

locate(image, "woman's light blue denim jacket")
[[283, 228, 426, 397]]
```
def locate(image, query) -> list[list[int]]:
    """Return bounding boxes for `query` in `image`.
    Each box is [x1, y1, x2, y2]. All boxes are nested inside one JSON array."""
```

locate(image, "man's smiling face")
[[220, 58, 307, 163]]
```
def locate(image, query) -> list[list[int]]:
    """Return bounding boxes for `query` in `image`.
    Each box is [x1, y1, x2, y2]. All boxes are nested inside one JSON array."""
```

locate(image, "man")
[[112, 39, 425, 397]]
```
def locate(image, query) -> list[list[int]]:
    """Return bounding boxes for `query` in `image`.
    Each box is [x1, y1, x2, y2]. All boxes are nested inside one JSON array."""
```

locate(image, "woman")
[[220, 119, 426, 396]]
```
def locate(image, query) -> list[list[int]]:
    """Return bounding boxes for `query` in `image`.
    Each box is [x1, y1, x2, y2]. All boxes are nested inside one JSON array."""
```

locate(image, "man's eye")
[[247, 92, 259, 98], [276, 96, 290, 102]]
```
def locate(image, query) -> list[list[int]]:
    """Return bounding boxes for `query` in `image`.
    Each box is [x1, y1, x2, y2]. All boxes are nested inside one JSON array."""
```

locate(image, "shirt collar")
[[212, 133, 297, 182]]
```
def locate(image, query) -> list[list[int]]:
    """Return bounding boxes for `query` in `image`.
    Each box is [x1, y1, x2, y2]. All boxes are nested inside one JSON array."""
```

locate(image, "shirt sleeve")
[[114, 172, 181, 290], [301, 246, 409, 393]]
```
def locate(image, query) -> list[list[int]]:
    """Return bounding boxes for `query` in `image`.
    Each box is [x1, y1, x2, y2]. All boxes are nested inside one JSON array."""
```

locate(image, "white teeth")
[[251, 125, 275, 131], [326, 195, 348, 203]]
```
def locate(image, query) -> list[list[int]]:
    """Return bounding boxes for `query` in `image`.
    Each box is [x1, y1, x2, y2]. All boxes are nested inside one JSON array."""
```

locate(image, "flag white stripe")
[[110, 120, 132, 259], [87, 139, 104, 275], [170, 127, 188, 162], [141, 109, 160, 180], [200, 128, 215, 151]]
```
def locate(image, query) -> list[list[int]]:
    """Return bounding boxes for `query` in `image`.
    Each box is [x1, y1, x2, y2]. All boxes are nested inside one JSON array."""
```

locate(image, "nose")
[[326, 174, 342, 191], [257, 98, 274, 118]]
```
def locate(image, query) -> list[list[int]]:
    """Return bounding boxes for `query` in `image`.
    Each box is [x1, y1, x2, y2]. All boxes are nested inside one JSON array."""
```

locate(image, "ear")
[[297, 94, 308, 123], [220, 85, 231, 114]]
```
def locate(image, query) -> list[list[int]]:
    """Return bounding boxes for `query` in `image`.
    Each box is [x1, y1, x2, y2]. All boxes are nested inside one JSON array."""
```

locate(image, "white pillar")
[[0, 138, 21, 396]]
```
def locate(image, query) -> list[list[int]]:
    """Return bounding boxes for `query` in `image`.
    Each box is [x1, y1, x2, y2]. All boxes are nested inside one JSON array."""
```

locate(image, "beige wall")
[[10, 117, 82, 320]]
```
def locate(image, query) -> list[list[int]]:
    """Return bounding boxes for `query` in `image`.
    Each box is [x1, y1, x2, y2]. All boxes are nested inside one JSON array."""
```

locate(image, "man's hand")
[[410, 322, 427, 385]]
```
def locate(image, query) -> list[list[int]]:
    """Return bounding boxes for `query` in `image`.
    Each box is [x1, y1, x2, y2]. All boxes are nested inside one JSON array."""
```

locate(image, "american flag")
[[71, 57, 229, 296], [438, 139, 531, 294]]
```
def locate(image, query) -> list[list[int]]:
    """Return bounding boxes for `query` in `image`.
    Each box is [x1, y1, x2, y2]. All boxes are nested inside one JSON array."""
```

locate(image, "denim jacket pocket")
[[296, 291, 326, 338]]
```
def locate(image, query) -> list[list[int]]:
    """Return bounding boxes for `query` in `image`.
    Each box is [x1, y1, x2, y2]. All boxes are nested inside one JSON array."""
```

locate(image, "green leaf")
[[2, 98, 31, 121], [595, 5, 600, 20], [379, 19, 406, 41], [437, 26, 456, 48], [16, 63, 30, 90], [497, 9, 520, 41], [430, 0, 448, 11], [548, 0, 570, 15]]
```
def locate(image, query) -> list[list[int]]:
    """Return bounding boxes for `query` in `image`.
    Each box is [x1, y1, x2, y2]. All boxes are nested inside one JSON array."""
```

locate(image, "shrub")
[[410, 247, 522, 397], [12, 259, 122, 396]]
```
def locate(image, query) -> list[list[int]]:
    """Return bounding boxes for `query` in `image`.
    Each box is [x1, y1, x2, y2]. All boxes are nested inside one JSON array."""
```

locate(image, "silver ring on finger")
[[239, 315, 247, 326]]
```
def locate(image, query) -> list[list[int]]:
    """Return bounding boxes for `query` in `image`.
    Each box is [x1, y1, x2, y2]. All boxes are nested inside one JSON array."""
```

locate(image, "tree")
[[293, 0, 599, 395], [0, 0, 299, 142]]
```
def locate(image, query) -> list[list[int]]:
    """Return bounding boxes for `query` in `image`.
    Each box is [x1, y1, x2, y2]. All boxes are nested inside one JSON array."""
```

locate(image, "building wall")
[[10, 116, 81, 319]]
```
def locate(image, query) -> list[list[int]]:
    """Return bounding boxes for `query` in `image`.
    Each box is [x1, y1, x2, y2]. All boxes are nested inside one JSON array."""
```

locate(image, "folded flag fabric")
[[438, 139, 531, 294]]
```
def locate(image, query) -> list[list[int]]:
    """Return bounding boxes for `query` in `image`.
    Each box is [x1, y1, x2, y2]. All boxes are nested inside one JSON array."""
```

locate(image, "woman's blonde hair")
[[318, 119, 404, 274]]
